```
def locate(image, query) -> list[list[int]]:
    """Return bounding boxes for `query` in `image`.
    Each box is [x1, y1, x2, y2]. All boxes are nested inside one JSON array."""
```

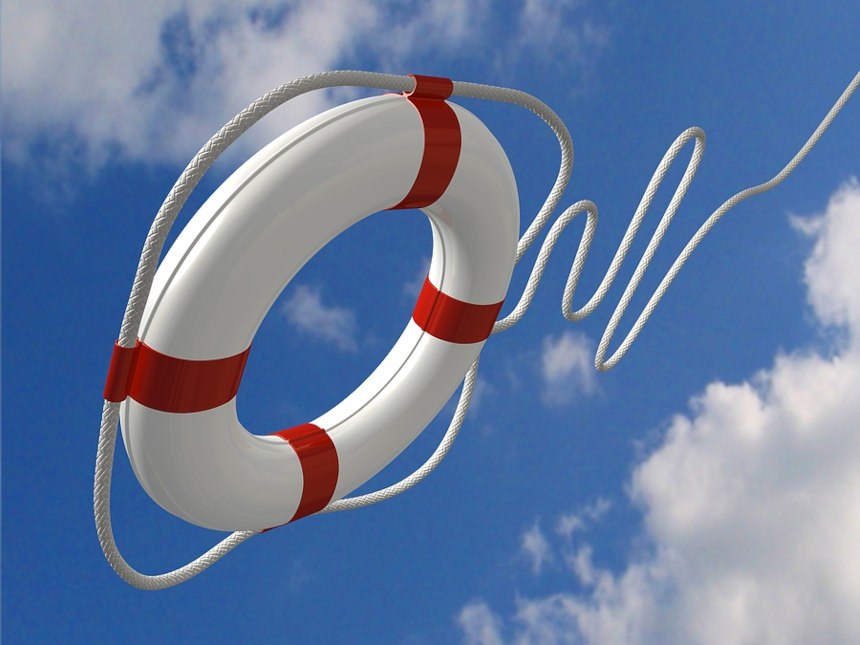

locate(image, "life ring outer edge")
[[116, 90, 519, 531]]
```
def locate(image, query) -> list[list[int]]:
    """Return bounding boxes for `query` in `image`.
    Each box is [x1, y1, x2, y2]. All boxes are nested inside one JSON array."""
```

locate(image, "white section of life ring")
[[119, 93, 519, 531]]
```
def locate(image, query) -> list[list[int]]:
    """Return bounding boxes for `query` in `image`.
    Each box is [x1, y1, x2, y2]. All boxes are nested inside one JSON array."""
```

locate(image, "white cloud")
[[457, 180, 860, 644], [541, 331, 599, 406], [522, 521, 553, 575], [458, 601, 505, 645], [510, 0, 609, 69], [796, 177, 860, 336], [1, 0, 606, 176], [556, 497, 611, 539], [375, 0, 492, 64], [1, 0, 381, 168], [281, 284, 358, 352]]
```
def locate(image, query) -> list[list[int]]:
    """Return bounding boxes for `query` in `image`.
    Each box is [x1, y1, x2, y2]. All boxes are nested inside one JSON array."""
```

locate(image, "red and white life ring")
[[104, 76, 519, 531]]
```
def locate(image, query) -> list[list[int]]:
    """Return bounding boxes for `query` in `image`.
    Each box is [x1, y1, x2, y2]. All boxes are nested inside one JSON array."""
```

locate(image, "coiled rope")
[[95, 69, 860, 589]]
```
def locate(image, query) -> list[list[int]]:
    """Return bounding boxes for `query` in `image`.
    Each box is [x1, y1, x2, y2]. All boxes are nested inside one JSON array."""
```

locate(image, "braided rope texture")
[[96, 69, 860, 589]]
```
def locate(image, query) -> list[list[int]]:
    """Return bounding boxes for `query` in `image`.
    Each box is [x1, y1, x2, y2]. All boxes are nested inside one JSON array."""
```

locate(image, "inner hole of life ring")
[[235, 207, 433, 438]]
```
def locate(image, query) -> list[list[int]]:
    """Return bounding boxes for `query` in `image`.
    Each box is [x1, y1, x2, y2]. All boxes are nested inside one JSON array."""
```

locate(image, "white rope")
[[95, 69, 860, 589]]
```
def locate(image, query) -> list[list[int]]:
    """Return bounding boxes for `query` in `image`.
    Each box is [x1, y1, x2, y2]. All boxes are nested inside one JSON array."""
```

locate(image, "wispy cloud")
[[519, 0, 608, 52], [540, 330, 599, 406], [556, 497, 611, 539], [493, 0, 610, 75], [2, 0, 381, 168], [521, 520, 553, 575], [2, 0, 607, 177], [458, 600, 505, 645], [281, 285, 358, 352], [457, 180, 860, 644]]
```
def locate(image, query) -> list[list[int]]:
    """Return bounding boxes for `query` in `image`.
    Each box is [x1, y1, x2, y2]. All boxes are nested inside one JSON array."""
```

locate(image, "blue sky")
[[3, 1, 860, 643]]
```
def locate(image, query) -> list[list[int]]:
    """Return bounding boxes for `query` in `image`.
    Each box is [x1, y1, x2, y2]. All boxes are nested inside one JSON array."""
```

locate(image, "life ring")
[[104, 76, 519, 531]]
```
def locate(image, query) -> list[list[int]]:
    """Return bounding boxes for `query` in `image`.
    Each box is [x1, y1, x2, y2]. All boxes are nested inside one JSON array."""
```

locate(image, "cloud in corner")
[[2, 0, 608, 179], [457, 180, 860, 644]]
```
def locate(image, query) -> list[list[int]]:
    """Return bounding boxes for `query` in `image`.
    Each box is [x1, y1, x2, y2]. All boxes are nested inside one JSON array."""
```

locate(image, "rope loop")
[[95, 69, 860, 589]]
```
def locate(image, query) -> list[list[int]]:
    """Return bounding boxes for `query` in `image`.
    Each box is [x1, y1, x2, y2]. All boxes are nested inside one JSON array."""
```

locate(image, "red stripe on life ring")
[[125, 342, 251, 413], [412, 277, 504, 344], [271, 424, 339, 522], [389, 75, 461, 210], [104, 341, 142, 402]]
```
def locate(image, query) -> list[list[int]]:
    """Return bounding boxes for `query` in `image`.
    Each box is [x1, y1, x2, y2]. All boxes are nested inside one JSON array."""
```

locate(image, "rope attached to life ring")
[[95, 69, 860, 589]]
